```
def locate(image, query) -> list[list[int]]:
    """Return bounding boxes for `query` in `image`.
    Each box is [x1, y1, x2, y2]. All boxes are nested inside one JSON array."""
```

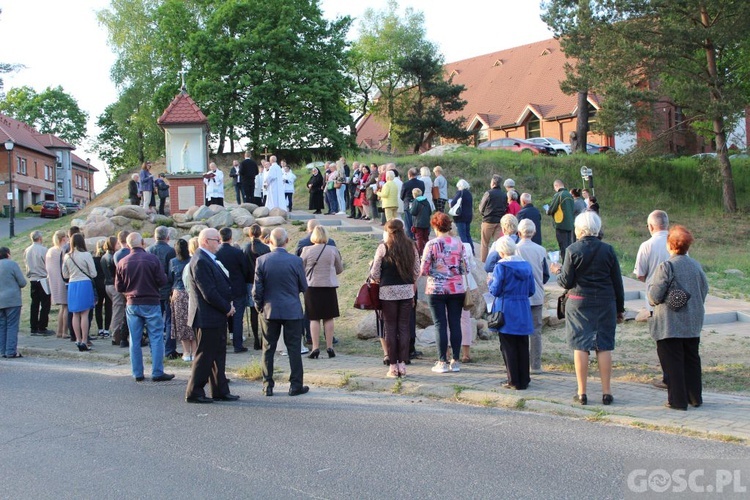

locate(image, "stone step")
[[288, 213, 314, 221], [335, 225, 377, 233], [316, 219, 342, 226]]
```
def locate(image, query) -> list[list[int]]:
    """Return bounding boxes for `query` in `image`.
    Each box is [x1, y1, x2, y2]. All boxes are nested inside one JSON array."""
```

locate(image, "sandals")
[[386, 365, 399, 378], [397, 362, 407, 377]]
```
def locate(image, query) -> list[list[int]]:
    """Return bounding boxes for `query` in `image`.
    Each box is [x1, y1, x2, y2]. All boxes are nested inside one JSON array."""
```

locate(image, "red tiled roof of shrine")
[[157, 91, 209, 126]]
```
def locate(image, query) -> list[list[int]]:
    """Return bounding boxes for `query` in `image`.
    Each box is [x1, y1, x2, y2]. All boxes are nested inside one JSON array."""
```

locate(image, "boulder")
[[84, 236, 107, 249], [175, 221, 207, 229], [240, 203, 259, 213], [415, 299, 433, 328], [208, 204, 227, 213], [70, 218, 87, 227], [167, 227, 181, 242], [268, 207, 288, 219], [231, 208, 255, 228], [151, 214, 172, 226], [190, 224, 208, 236], [725, 268, 745, 278], [85, 214, 109, 224], [83, 219, 116, 238], [476, 319, 490, 340], [185, 205, 200, 218], [192, 205, 214, 221], [252, 206, 270, 218], [416, 325, 437, 346], [114, 205, 149, 220], [90, 207, 114, 218], [206, 211, 234, 229], [255, 216, 285, 227], [355, 313, 378, 340], [110, 216, 131, 227], [172, 213, 190, 223]]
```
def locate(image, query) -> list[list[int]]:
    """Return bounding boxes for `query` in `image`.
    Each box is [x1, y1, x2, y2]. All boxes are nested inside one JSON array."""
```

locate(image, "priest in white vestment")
[[264, 156, 286, 210]]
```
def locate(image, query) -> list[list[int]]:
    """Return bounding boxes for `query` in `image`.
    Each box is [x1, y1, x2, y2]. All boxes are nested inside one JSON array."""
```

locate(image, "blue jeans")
[[455, 221, 474, 255], [326, 190, 338, 213], [126, 304, 165, 379], [0, 306, 21, 356], [403, 207, 415, 240], [337, 185, 346, 213], [427, 294, 464, 362], [160, 299, 176, 355]]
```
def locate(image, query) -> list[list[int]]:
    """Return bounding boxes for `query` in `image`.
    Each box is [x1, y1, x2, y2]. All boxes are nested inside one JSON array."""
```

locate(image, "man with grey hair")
[[634, 210, 670, 320], [147, 226, 178, 359], [116, 232, 173, 382], [517, 219, 550, 373], [517, 193, 542, 246], [478, 174, 508, 262], [253, 227, 309, 397], [24, 230, 52, 336]]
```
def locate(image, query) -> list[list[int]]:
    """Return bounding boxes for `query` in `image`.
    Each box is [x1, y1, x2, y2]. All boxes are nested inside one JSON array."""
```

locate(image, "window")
[[476, 128, 489, 145], [527, 116, 541, 138], [587, 104, 598, 130], [44, 165, 52, 181], [16, 157, 27, 175]]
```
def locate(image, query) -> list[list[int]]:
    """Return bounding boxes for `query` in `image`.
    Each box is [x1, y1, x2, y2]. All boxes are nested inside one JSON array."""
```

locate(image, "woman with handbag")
[[301, 226, 343, 358], [370, 219, 420, 377], [488, 237, 535, 390], [62, 234, 97, 351], [421, 211, 469, 374], [647, 225, 708, 410], [556, 212, 625, 405]]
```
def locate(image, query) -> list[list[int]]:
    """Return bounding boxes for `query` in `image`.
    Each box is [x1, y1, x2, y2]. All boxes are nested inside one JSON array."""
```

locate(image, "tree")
[[391, 50, 468, 153], [591, 0, 750, 212], [0, 85, 88, 145], [355, 0, 437, 151]]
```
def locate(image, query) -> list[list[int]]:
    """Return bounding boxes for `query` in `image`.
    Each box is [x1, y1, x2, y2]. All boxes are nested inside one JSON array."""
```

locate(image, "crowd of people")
[[0, 158, 710, 413]]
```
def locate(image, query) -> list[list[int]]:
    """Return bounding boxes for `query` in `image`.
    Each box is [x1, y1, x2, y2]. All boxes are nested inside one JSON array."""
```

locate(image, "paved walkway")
[[16, 331, 750, 444]]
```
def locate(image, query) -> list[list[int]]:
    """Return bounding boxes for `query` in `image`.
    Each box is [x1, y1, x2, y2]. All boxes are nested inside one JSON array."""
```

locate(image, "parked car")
[[40, 201, 66, 218], [729, 153, 749, 160], [25, 202, 46, 214], [691, 152, 717, 159], [59, 201, 82, 213], [586, 143, 615, 154], [527, 137, 572, 155], [477, 138, 556, 155]]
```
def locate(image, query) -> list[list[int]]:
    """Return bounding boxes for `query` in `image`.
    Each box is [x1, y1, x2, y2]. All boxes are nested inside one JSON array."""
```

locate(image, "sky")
[[0, 0, 552, 192]]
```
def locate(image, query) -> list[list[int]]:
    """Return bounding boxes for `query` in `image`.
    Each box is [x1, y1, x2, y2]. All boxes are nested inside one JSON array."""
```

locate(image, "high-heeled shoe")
[[78, 343, 90, 352], [602, 394, 613, 405], [308, 349, 320, 359], [397, 362, 406, 377], [326, 348, 335, 358], [574, 394, 587, 405]]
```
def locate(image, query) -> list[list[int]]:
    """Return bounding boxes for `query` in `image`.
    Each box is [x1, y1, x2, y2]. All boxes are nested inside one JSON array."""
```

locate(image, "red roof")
[[157, 91, 209, 126], [0, 114, 59, 158], [72, 153, 99, 173], [356, 38, 602, 148]]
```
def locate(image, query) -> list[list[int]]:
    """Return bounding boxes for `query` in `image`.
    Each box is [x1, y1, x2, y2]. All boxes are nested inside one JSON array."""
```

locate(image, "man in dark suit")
[[239, 150, 259, 205], [400, 168, 425, 239], [185, 228, 239, 404], [253, 228, 309, 397], [215, 227, 251, 353]]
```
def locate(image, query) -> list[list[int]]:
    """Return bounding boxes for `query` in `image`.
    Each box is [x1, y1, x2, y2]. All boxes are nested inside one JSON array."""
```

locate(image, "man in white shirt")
[[24, 230, 52, 336]]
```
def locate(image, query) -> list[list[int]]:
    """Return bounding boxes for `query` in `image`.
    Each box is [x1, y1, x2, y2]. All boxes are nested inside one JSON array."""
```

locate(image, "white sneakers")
[[431, 360, 461, 373]]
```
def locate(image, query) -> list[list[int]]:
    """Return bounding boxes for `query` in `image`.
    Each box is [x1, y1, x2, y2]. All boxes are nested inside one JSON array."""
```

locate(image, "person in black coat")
[[307, 167, 325, 214], [128, 174, 140, 206], [400, 168, 425, 239], [185, 228, 239, 404], [239, 151, 259, 205], [215, 228, 251, 353], [517, 192, 543, 246], [243, 224, 271, 350]]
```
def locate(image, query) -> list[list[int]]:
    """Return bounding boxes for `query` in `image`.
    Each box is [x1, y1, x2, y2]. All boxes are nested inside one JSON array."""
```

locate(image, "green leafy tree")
[[391, 50, 468, 153], [0, 85, 88, 145]]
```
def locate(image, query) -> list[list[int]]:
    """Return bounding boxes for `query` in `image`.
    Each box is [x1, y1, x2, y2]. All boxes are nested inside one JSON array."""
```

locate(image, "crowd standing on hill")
[[2, 159, 710, 412]]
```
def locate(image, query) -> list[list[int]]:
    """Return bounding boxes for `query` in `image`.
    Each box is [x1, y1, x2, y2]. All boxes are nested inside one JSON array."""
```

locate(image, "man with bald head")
[[264, 155, 286, 210], [115, 232, 174, 382], [253, 228, 309, 397], [185, 228, 239, 403]]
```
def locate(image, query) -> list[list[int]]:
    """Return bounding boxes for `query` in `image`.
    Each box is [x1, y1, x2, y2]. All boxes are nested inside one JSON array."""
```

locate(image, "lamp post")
[[86, 157, 92, 202], [4, 139, 15, 238]]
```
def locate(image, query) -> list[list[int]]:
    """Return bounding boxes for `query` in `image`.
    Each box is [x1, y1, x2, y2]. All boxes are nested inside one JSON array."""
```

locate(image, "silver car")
[[527, 137, 572, 155]]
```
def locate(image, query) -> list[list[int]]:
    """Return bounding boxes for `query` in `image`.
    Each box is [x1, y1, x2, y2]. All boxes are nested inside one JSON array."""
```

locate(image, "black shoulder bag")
[[487, 264, 506, 329]]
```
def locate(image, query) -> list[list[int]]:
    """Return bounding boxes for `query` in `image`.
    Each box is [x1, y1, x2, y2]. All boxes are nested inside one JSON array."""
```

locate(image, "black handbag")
[[487, 311, 505, 329], [664, 261, 691, 311], [556, 290, 568, 320]]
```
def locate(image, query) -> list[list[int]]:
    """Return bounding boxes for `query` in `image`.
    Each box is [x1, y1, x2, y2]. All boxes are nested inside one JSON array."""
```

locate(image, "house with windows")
[[356, 38, 730, 155], [0, 113, 97, 213]]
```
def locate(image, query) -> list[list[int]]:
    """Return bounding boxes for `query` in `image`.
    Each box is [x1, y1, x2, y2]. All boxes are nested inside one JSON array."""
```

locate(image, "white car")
[[527, 137, 572, 155]]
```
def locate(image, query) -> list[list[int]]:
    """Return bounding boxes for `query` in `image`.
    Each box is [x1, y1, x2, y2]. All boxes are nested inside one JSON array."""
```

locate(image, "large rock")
[[268, 207, 288, 219], [151, 214, 172, 225], [83, 219, 116, 238], [416, 325, 437, 346], [70, 218, 87, 228], [172, 213, 190, 223], [114, 205, 148, 220], [167, 227, 181, 242], [85, 236, 107, 249], [185, 206, 200, 219], [356, 313, 378, 339], [89, 207, 114, 218], [231, 208, 255, 227], [206, 210, 234, 229], [110, 216, 131, 227], [208, 204, 227, 213], [255, 216, 285, 227], [175, 221, 207, 229], [240, 203, 259, 213], [190, 224, 208, 236], [252, 206, 270, 218], [192, 205, 214, 221]]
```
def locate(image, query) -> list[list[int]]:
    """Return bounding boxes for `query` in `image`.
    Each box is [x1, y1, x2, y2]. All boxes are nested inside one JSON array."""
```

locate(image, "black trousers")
[[260, 317, 304, 392], [30, 281, 51, 331], [499, 333, 530, 390], [186, 327, 229, 399], [381, 299, 413, 364], [556, 228, 573, 264], [657, 337, 702, 409]]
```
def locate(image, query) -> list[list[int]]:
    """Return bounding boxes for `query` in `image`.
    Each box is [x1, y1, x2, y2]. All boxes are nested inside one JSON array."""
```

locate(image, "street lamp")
[[4, 139, 15, 238], [86, 157, 92, 202]]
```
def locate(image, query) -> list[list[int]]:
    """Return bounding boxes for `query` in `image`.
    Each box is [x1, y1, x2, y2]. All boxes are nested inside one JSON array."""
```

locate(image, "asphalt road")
[[1, 359, 747, 499], [0, 213, 51, 240]]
